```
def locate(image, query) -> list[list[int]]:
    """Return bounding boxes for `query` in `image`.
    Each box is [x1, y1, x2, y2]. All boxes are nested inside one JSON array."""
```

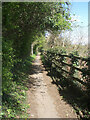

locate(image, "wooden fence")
[[42, 50, 90, 118], [43, 51, 90, 92]]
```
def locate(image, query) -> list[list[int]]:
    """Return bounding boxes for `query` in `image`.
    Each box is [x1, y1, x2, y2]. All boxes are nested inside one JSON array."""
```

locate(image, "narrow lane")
[[27, 53, 78, 118]]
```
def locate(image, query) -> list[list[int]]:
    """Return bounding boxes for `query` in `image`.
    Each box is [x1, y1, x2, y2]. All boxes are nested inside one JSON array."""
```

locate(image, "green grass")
[[2, 54, 36, 118], [31, 54, 36, 60]]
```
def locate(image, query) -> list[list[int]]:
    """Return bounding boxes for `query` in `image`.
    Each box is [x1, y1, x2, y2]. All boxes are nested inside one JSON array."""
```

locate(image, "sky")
[[45, 1, 89, 45], [70, 2, 88, 26], [63, 1, 88, 45]]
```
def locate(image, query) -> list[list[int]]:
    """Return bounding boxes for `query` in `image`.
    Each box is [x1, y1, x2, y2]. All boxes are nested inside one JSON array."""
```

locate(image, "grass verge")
[[2, 54, 36, 118]]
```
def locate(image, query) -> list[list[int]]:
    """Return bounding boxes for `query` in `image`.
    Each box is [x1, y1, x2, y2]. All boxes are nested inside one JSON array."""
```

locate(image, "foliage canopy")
[[2, 2, 71, 117]]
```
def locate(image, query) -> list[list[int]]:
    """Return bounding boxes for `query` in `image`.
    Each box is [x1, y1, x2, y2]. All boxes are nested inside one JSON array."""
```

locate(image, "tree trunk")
[[31, 43, 33, 55]]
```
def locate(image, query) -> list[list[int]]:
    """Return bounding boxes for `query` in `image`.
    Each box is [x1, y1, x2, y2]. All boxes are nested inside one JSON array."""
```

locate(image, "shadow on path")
[[42, 60, 89, 120]]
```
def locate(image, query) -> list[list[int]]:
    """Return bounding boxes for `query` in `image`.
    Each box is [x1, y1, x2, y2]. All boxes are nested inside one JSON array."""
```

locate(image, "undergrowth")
[[2, 54, 36, 118]]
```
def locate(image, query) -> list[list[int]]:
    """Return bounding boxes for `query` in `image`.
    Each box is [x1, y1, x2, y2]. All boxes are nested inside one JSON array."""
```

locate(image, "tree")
[[2, 2, 72, 117]]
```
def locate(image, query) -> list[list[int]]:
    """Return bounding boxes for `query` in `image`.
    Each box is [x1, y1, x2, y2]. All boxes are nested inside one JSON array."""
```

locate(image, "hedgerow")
[[2, 2, 71, 118]]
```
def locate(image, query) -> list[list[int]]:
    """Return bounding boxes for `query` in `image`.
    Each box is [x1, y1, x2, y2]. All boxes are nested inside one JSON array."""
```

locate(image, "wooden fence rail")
[[43, 51, 90, 91], [42, 50, 90, 119]]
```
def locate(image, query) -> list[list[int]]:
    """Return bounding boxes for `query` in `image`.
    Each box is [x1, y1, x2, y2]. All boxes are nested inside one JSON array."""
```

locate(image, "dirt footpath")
[[27, 53, 78, 118]]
